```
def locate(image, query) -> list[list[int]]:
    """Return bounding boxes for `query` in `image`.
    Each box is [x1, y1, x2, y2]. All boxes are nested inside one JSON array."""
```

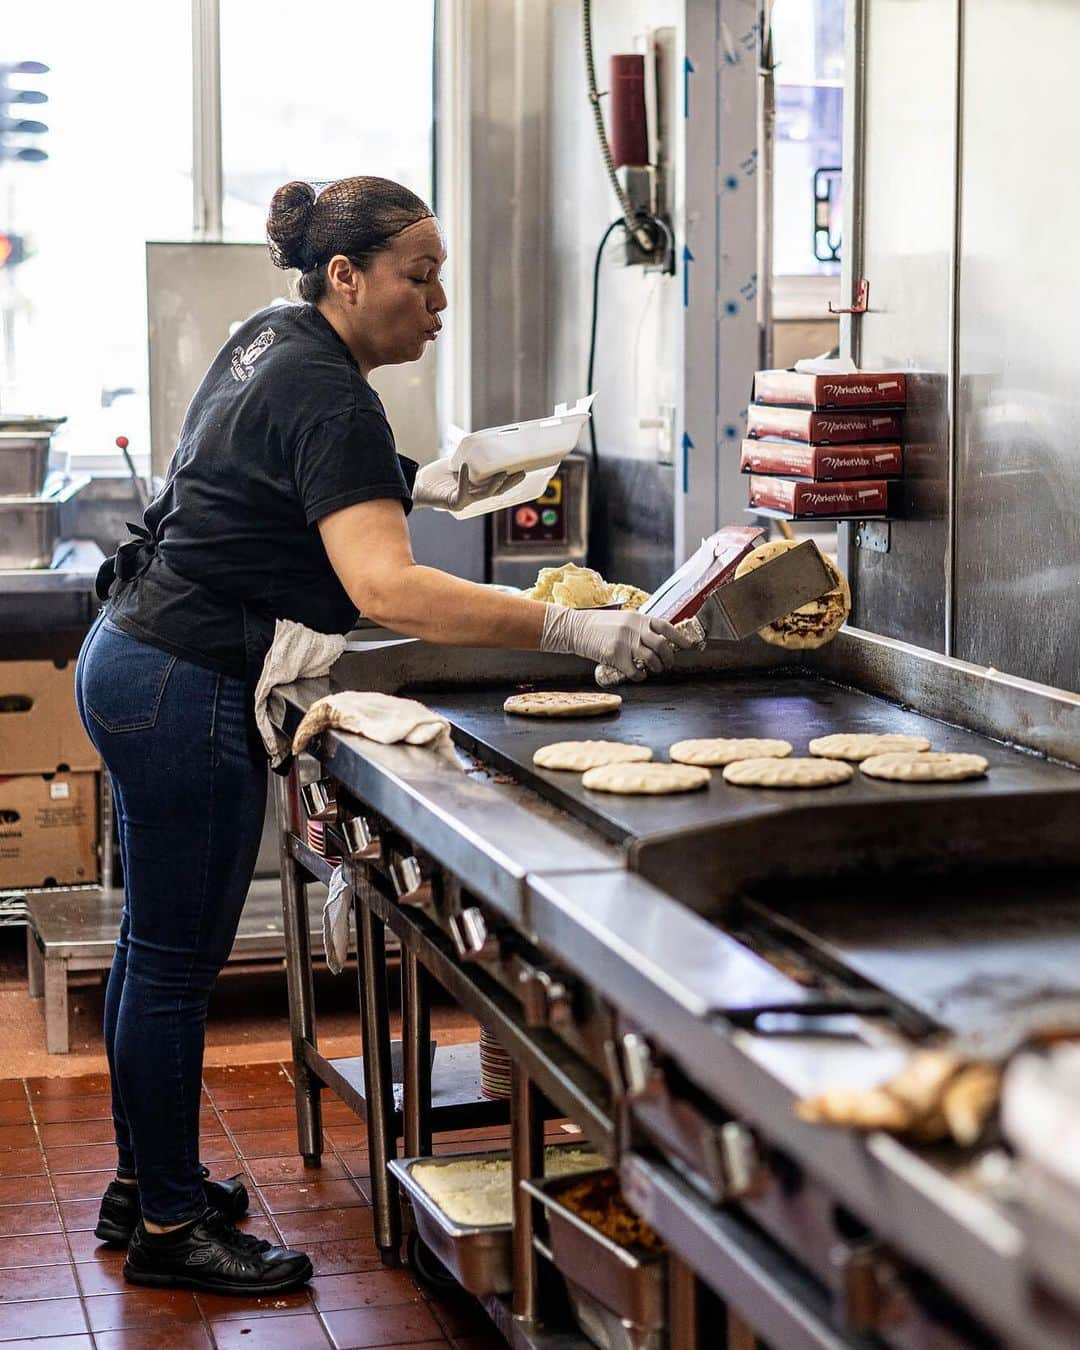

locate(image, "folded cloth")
[[795, 1048, 1001, 1147], [255, 619, 348, 767], [323, 864, 351, 975], [292, 690, 461, 769]]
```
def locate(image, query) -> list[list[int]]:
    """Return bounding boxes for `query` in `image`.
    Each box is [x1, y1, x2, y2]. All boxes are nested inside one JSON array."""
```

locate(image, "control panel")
[[508, 474, 566, 544], [490, 451, 589, 588]]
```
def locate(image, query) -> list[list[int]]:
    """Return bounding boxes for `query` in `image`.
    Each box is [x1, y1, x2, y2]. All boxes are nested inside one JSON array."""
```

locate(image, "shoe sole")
[[94, 1197, 249, 1248], [122, 1260, 313, 1295]]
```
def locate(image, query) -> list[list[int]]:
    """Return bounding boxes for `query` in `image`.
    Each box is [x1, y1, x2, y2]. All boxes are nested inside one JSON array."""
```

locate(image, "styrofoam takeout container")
[[436, 394, 595, 521]]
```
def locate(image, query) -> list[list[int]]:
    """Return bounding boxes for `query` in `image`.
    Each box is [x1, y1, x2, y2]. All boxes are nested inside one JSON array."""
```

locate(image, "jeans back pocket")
[[84, 621, 178, 734]]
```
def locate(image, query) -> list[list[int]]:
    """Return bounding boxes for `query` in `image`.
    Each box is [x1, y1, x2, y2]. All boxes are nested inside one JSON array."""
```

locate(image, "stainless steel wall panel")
[[848, 0, 957, 652], [955, 1, 1080, 692]]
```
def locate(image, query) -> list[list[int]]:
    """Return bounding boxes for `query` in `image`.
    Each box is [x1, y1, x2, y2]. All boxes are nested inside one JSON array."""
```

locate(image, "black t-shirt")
[[103, 302, 417, 681]]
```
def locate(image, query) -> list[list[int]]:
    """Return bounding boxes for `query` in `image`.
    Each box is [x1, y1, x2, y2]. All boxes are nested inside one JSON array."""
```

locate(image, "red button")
[[515, 506, 539, 528]]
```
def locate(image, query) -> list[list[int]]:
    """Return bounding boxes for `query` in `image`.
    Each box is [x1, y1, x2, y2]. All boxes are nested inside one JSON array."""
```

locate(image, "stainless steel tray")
[[0, 432, 51, 496], [389, 1150, 516, 1296], [0, 415, 66, 434], [0, 474, 88, 569], [563, 1274, 664, 1350], [391, 1144, 607, 1299], [522, 1171, 667, 1335]]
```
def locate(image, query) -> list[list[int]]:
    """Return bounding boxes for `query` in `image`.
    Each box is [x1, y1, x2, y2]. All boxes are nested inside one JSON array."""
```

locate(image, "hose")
[[581, 0, 656, 255]]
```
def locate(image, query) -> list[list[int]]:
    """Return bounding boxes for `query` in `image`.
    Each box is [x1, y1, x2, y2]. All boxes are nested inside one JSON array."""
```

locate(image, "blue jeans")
[[75, 615, 267, 1224]]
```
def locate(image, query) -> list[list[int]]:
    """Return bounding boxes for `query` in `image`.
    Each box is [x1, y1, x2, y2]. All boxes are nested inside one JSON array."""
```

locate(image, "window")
[[771, 0, 844, 277], [1, 1, 192, 463], [219, 0, 436, 242], [0, 0, 435, 463]]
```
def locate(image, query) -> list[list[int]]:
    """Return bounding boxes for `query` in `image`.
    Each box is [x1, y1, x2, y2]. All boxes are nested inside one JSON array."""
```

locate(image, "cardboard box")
[[740, 440, 903, 480], [0, 660, 100, 775], [642, 525, 764, 624], [0, 772, 98, 889], [752, 369, 907, 410], [748, 476, 889, 518], [746, 404, 903, 445]]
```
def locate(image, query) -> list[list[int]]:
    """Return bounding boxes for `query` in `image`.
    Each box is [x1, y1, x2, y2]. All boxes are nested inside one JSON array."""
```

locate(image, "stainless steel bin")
[[0, 433, 52, 497], [522, 1171, 667, 1350]]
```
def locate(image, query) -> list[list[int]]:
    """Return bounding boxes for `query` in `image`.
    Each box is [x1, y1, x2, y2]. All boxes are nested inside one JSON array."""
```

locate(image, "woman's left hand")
[[412, 459, 526, 512]]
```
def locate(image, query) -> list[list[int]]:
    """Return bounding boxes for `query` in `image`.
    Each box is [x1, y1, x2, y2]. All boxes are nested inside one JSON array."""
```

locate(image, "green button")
[[542, 509, 558, 526]]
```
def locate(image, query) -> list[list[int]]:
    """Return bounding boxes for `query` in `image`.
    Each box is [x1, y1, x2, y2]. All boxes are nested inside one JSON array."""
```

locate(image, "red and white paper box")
[[752, 369, 907, 410], [740, 440, 903, 481], [641, 525, 764, 624], [748, 476, 889, 518], [745, 404, 903, 445]]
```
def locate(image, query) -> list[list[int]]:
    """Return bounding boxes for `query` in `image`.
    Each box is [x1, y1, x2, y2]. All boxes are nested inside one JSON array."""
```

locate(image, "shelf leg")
[[26, 928, 44, 999], [669, 1255, 700, 1350], [402, 950, 432, 1158], [43, 955, 70, 1055], [355, 889, 401, 1265], [726, 1307, 760, 1350], [511, 1061, 544, 1321], [274, 766, 323, 1167]]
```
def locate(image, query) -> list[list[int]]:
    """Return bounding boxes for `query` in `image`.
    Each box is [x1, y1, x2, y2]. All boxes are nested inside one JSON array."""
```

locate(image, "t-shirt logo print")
[[230, 327, 276, 383]]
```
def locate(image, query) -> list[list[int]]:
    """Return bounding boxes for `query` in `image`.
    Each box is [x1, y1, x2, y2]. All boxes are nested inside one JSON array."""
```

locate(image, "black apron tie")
[[96, 522, 158, 601]]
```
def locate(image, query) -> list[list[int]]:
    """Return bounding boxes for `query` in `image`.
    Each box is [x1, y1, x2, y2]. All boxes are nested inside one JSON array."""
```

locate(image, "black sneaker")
[[95, 1166, 249, 1245], [123, 1206, 312, 1295]]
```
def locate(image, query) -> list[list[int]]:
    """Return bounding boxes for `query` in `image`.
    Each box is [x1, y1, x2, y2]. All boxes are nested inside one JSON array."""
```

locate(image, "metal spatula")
[[596, 540, 836, 687]]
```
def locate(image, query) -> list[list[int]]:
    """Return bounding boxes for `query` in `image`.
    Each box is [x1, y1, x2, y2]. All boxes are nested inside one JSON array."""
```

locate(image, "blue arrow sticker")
[[682, 245, 694, 308], [683, 57, 694, 118], [681, 431, 693, 493]]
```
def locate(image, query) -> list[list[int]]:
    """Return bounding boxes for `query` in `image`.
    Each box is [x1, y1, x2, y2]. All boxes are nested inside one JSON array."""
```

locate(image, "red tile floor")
[[0, 1060, 565, 1348]]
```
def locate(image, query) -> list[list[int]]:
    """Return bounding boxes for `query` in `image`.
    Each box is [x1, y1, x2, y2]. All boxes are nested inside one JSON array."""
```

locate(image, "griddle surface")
[[416, 673, 1080, 848], [747, 878, 1080, 1035]]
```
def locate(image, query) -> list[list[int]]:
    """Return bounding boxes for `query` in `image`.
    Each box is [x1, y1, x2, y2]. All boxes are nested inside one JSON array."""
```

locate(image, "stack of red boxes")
[[741, 368, 907, 519]]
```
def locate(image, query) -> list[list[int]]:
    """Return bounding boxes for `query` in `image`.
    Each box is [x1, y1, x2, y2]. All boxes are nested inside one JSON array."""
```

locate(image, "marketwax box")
[[0, 660, 100, 775], [745, 404, 904, 445], [740, 440, 903, 480], [0, 771, 98, 889], [752, 369, 907, 410], [747, 476, 889, 518]]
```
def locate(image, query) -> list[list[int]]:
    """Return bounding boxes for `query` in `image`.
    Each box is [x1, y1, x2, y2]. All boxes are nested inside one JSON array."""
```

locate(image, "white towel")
[[254, 619, 348, 767], [322, 864, 351, 975], [291, 690, 461, 769]]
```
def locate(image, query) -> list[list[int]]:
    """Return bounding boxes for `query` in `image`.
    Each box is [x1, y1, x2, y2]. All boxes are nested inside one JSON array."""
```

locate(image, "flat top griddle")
[[417, 672, 1080, 849], [745, 877, 1080, 1035]]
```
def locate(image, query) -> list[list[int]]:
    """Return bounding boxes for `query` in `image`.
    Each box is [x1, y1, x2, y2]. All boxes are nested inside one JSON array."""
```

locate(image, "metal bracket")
[[853, 519, 891, 553], [698, 1120, 767, 1204], [447, 906, 500, 963], [619, 1033, 665, 1103], [300, 779, 337, 823], [829, 1239, 908, 1333], [829, 277, 870, 315], [335, 814, 382, 863], [516, 960, 573, 1031], [388, 854, 432, 908]]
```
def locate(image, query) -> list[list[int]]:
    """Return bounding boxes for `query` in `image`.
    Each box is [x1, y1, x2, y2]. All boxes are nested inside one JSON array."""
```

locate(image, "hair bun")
[[266, 180, 317, 270]]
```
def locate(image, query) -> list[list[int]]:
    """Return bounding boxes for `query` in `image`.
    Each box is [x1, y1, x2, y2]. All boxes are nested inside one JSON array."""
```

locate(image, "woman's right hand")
[[539, 605, 693, 681]]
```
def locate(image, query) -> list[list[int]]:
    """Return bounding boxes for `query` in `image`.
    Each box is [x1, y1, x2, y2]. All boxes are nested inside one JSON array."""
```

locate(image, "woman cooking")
[[74, 175, 689, 1296]]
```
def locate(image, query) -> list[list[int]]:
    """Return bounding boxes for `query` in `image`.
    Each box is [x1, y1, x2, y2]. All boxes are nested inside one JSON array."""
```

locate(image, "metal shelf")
[[361, 882, 615, 1159], [303, 1038, 511, 1133], [481, 1294, 593, 1350], [623, 1153, 874, 1350], [745, 506, 891, 524]]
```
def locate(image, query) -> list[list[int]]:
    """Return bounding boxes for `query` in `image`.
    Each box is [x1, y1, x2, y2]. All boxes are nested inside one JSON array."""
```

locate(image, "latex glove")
[[540, 605, 694, 682], [412, 458, 526, 512]]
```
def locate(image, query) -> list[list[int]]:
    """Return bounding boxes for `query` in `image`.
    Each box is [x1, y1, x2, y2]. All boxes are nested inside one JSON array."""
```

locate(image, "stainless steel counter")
[[272, 630, 1080, 1348], [0, 539, 103, 639]]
